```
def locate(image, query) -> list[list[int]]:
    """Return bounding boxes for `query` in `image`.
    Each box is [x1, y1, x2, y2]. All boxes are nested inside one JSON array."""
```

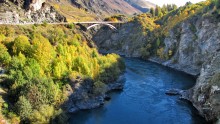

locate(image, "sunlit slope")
[[49, 0, 98, 22]]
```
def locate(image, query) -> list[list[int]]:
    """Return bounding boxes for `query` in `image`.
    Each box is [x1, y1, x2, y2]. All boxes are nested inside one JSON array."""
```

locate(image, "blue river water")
[[69, 58, 207, 124]]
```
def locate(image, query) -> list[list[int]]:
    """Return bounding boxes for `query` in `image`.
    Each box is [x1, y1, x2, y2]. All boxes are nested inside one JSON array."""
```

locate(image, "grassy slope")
[[49, 0, 98, 22]]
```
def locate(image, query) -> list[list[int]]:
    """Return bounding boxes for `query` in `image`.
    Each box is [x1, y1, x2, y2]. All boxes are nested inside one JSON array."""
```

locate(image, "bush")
[[93, 81, 107, 95]]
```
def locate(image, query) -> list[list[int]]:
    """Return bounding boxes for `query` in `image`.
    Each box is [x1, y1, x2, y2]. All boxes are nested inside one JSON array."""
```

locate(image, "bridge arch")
[[87, 23, 117, 30]]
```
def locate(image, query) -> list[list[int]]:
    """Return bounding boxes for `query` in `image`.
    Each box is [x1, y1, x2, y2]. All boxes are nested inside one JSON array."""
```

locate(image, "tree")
[[216, 0, 220, 9], [31, 33, 56, 72], [0, 34, 6, 43], [150, 7, 155, 17], [172, 4, 178, 10], [29, 105, 56, 123], [0, 43, 11, 65], [185, 1, 193, 6], [155, 5, 162, 17], [12, 35, 30, 55], [16, 96, 32, 120]]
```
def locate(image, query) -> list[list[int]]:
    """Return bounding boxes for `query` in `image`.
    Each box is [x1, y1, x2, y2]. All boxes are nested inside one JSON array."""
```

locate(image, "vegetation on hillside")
[[49, 0, 97, 22], [140, 0, 220, 60], [104, 15, 129, 22], [150, 4, 177, 18], [0, 24, 125, 123]]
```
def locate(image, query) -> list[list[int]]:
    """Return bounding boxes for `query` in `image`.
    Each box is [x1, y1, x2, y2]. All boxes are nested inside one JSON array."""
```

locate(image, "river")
[[69, 58, 207, 124]]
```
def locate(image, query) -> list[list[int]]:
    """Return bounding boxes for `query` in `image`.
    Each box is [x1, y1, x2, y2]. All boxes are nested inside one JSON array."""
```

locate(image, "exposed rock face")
[[0, 0, 66, 23], [191, 52, 220, 122], [29, 0, 46, 11], [11, 0, 46, 10], [93, 22, 147, 57], [25, 4, 66, 23], [64, 75, 125, 113], [152, 16, 220, 76], [151, 16, 220, 122]]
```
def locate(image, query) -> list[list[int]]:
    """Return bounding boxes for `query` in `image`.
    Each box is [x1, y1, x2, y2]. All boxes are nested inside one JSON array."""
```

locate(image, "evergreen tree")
[[150, 7, 155, 17]]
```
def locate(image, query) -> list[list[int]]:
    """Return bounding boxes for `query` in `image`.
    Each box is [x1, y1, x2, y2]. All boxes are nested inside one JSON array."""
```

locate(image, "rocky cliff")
[[191, 52, 220, 122], [159, 15, 220, 122], [93, 14, 157, 57], [156, 16, 220, 76], [0, 0, 66, 23], [93, 22, 146, 57]]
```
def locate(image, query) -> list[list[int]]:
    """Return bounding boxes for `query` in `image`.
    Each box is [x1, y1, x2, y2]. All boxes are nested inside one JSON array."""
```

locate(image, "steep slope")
[[71, 0, 141, 16], [125, 0, 156, 12], [48, 0, 98, 22], [0, 0, 66, 23], [93, 13, 158, 57]]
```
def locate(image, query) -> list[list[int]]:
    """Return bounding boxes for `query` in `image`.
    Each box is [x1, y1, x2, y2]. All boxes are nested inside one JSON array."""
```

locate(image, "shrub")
[[93, 81, 107, 95]]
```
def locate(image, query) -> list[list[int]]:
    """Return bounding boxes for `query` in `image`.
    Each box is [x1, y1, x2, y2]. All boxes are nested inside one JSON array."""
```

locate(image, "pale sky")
[[147, 0, 206, 7]]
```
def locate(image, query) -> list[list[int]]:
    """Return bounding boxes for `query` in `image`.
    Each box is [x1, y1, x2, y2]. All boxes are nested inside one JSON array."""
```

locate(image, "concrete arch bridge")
[[74, 21, 124, 31]]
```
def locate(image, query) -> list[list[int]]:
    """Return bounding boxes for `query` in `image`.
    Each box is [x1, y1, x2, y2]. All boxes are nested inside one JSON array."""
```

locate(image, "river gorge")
[[69, 58, 207, 124]]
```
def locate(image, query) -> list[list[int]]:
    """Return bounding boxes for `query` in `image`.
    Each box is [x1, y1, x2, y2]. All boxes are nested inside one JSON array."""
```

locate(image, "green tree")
[[29, 105, 56, 124], [155, 5, 162, 17], [16, 96, 32, 120], [216, 0, 220, 9], [150, 7, 155, 17], [25, 78, 61, 107], [12, 35, 30, 55], [0, 43, 11, 65], [0, 34, 6, 43], [31, 33, 56, 72]]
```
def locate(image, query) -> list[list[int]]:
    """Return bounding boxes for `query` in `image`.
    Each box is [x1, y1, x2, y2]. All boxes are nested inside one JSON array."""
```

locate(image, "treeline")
[[0, 24, 125, 123], [150, 4, 178, 18]]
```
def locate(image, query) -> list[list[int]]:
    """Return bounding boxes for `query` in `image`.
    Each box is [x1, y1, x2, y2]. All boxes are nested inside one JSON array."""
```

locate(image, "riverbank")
[[65, 75, 126, 113]]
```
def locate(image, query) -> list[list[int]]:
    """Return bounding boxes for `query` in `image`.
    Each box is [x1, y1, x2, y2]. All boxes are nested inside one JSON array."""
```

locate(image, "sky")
[[147, 0, 206, 7]]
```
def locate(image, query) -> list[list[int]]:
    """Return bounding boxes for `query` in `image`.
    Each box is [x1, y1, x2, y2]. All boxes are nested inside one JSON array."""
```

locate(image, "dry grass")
[[49, 0, 97, 22]]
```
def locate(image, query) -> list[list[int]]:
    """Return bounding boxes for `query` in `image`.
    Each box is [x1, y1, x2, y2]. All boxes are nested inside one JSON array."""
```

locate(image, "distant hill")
[[0, 0, 156, 23], [70, 0, 142, 16], [125, 0, 156, 12]]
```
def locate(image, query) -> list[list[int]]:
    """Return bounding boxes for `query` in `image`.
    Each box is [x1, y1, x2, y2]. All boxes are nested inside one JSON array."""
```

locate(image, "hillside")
[[0, 0, 145, 23], [125, 0, 156, 12], [48, 0, 98, 22], [70, 0, 141, 17], [0, 24, 125, 123], [0, 0, 66, 23]]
